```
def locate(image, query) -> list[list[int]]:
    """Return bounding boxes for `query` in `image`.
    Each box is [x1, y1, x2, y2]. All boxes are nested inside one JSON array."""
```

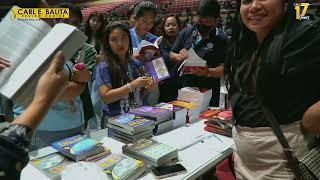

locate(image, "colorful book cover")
[[144, 57, 170, 82], [30, 152, 72, 180], [155, 102, 186, 112], [108, 114, 155, 132], [96, 153, 125, 174], [51, 135, 103, 161], [128, 106, 172, 121], [112, 157, 146, 180]]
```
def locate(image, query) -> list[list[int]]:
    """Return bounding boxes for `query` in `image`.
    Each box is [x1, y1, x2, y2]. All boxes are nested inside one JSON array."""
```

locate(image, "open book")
[[177, 48, 207, 75], [0, 6, 87, 106], [135, 36, 163, 61], [133, 36, 170, 82]]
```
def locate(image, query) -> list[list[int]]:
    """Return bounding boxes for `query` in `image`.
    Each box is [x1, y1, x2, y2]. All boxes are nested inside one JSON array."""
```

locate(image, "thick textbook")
[[0, 6, 87, 106]]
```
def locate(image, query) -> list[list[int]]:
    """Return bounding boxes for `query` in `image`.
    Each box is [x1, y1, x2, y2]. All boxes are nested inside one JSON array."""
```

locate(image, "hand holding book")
[[177, 48, 208, 76], [34, 52, 68, 105], [130, 77, 154, 90]]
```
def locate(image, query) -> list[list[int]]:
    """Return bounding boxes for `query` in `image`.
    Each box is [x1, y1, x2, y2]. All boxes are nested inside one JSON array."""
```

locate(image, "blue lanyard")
[[127, 63, 134, 81], [130, 28, 141, 48]]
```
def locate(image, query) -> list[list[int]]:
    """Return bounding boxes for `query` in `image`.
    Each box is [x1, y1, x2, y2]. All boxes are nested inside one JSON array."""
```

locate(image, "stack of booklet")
[[107, 114, 155, 144], [122, 138, 178, 167]]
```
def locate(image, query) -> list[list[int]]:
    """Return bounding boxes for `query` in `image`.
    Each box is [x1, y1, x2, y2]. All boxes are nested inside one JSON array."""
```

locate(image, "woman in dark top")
[[159, 15, 181, 102], [84, 11, 105, 54], [225, 0, 320, 179]]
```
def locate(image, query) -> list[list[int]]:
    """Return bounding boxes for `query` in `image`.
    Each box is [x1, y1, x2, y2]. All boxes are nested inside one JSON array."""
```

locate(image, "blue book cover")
[[51, 135, 104, 161]]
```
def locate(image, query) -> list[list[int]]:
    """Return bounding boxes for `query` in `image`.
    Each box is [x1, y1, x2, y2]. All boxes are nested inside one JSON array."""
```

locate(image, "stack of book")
[[107, 114, 155, 144], [169, 100, 200, 123], [153, 102, 188, 134], [128, 106, 174, 135], [128, 106, 173, 124], [202, 110, 233, 137], [122, 138, 178, 167], [51, 135, 110, 162]]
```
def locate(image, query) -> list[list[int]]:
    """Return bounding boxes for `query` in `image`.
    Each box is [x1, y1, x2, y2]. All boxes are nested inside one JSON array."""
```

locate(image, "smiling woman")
[[225, 0, 320, 179]]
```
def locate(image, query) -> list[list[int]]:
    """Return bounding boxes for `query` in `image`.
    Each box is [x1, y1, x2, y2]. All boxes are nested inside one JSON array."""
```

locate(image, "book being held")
[[135, 36, 163, 60], [177, 48, 207, 75], [0, 6, 87, 106], [133, 36, 170, 82]]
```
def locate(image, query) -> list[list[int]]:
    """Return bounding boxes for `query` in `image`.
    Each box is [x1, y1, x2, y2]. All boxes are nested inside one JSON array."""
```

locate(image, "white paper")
[[177, 48, 207, 72], [0, 6, 51, 88]]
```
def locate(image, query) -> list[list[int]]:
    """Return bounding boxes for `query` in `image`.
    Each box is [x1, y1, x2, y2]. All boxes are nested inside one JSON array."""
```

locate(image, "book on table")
[[0, 6, 87, 106], [128, 106, 173, 125], [30, 152, 72, 180], [95, 153, 126, 174], [108, 113, 155, 133], [122, 138, 178, 167], [154, 102, 188, 128], [112, 157, 147, 180], [51, 135, 105, 162], [108, 128, 153, 143]]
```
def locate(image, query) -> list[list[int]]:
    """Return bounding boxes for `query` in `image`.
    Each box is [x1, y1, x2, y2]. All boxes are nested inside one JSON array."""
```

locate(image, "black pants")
[[159, 76, 180, 103]]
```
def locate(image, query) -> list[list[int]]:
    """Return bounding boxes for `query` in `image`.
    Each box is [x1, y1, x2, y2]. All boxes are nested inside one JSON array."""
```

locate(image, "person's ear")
[[133, 15, 137, 21]]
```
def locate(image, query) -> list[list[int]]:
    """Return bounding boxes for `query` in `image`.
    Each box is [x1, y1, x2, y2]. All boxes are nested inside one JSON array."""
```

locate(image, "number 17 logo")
[[294, 3, 310, 20]]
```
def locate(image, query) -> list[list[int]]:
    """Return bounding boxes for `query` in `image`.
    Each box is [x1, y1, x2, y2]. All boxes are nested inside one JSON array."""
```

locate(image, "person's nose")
[[249, 0, 262, 12]]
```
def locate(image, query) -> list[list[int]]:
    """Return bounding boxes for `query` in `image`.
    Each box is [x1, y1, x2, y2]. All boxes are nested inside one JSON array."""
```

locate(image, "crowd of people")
[[0, 0, 320, 179]]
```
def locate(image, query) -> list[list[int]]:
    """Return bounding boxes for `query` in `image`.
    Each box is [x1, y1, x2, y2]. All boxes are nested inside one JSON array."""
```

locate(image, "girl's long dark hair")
[[225, 0, 296, 104], [103, 22, 133, 88], [84, 11, 105, 51]]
